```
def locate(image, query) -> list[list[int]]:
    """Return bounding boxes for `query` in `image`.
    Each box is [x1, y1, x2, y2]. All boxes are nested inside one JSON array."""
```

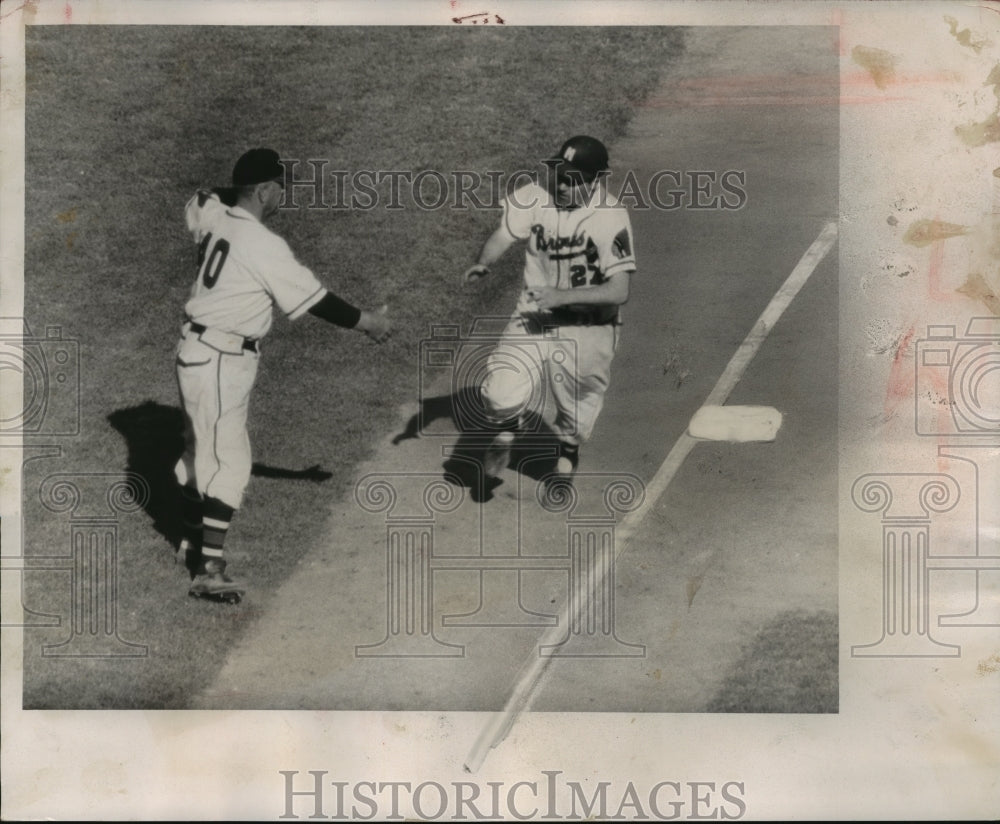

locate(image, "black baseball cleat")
[[553, 440, 579, 482], [188, 558, 245, 604]]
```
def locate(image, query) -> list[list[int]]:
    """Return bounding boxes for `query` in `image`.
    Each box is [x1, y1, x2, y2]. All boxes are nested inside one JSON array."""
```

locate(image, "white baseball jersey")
[[183, 191, 326, 339], [501, 180, 636, 318]]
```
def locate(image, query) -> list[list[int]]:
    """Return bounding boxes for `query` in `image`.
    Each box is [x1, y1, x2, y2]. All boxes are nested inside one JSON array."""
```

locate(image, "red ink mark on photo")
[[639, 72, 945, 109], [928, 237, 947, 300], [831, 8, 847, 57], [64, 2, 72, 21], [883, 324, 916, 420], [923, 226, 967, 305], [899, 215, 970, 304]]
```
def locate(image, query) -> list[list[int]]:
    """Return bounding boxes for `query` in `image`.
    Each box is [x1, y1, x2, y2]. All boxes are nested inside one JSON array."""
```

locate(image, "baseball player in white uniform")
[[463, 135, 636, 489], [175, 148, 392, 601]]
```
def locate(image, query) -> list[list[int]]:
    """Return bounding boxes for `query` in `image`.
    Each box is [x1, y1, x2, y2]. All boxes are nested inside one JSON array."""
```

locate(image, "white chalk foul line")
[[464, 220, 838, 773]]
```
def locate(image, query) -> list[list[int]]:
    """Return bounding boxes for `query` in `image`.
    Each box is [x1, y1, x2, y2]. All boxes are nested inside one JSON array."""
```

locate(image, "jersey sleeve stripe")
[[287, 286, 327, 321], [604, 259, 636, 276]]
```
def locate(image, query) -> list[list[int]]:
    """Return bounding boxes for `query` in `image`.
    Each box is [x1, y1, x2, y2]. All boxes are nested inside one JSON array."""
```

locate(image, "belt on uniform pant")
[[187, 321, 260, 353], [548, 306, 620, 326]]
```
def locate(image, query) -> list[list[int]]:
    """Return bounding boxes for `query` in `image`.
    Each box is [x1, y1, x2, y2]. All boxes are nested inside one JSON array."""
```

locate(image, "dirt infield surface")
[[193, 26, 839, 714]]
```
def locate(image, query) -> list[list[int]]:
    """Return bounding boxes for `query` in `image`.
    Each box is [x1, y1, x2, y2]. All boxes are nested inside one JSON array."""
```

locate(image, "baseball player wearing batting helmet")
[[463, 135, 636, 489], [175, 148, 392, 601]]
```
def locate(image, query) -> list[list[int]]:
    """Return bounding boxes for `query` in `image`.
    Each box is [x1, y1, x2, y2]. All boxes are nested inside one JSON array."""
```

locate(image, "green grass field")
[[21, 25, 687, 708]]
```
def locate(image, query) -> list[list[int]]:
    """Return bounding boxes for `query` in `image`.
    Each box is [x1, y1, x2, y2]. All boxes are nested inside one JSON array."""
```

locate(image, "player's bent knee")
[[481, 386, 528, 423], [481, 370, 535, 422]]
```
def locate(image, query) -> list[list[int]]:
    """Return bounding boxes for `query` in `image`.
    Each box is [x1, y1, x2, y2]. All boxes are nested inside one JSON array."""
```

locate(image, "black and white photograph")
[[1, 0, 998, 820]]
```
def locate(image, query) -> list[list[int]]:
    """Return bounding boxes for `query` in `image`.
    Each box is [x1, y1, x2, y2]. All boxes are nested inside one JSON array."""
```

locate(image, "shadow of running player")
[[107, 401, 334, 555], [391, 388, 562, 503]]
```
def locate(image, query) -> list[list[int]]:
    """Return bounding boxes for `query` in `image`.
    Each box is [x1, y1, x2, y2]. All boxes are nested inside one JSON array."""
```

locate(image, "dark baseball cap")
[[232, 148, 284, 186], [543, 135, 610, 178]]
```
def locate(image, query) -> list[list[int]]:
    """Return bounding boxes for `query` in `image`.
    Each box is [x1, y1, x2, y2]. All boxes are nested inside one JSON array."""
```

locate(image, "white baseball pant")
[[480, 314, 618, 445], [174, 331, 259, 510]]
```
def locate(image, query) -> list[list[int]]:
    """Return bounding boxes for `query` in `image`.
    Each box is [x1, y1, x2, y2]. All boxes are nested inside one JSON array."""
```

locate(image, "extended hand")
[[526, 286, 564, 311], [361, 305, 393, 344], [463, 264, 491, 285]]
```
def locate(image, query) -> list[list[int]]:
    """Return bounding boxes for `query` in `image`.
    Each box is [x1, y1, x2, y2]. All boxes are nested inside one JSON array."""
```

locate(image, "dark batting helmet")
[[543, 135, 610, 179]]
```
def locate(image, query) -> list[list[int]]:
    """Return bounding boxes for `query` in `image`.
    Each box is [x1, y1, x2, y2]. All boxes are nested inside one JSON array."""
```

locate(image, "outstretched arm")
[[463, 224, 517, 283], [308, 291, 392, 343]]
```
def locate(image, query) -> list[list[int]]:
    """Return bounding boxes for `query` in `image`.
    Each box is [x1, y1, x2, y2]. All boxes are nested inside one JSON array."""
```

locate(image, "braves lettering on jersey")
[[478, 179, 637, 447], [184, 190, 326, 338], [502, 181, 636, 319]]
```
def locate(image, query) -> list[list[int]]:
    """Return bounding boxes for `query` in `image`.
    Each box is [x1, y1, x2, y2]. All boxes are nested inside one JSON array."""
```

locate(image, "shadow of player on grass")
[[107, 401, 334, 551], [391, 388, 562, 503]]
